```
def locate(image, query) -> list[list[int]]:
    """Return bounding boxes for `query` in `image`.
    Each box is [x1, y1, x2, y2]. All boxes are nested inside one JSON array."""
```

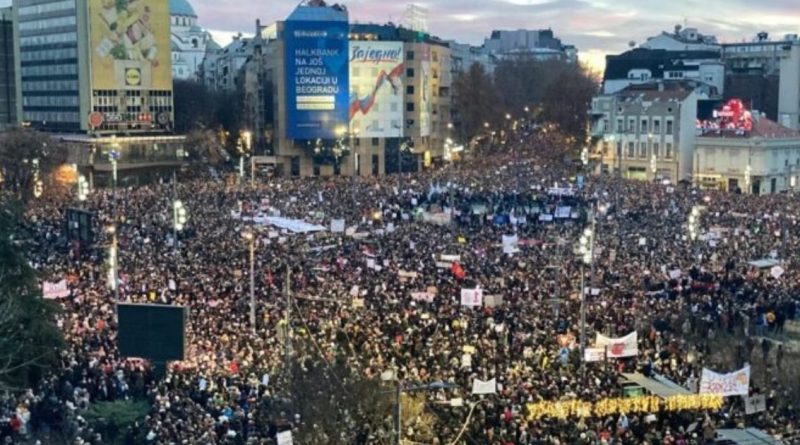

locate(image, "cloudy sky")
[[192, 0, 800, 72], [3, 0, 798, 71]]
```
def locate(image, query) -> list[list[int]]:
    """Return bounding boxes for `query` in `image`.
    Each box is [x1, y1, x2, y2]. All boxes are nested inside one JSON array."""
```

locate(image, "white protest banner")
[[277, 431, 293, 445], [744, 394, 766, 415], [411, 292, 435, 303], [771, 265, 785, 279], [168, 279, 176, 291], [330, 219, 345, 233], [471, 378, 497, 395], [398, 270, 419, 280], [699, 365, 750, 396], [440, 254, 461, 263], [554, 206, 571, 219], [638, 237, 646, 246], [668, 269, 682, 280], [502, 235, 519, 254], [460, 288, 483, 307], [42, 279, 70, 299], [584, 348, 606, 362], [595, 332, 638, 358], [484, 295, 504, 308], [435, 261, 452, 269], [539, 214, 554, 222]]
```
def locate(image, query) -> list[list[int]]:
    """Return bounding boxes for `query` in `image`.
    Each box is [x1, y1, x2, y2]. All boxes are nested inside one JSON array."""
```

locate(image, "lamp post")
[[744, 164, 752, 194], [243, 230, 256, 334], [173, 199, 188, 254], [107, 225, 119, 302], [577, 211, 596, 369], [77, 174, 89, 202], [688, 205, 701, 262]]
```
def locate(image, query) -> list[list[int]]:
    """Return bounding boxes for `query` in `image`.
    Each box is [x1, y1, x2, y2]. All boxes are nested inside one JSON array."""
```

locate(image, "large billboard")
[[349, 42, 404, 138], [284, 19, 349, 140], [89, 0, 171, 91], [419, 45, 432, 137]]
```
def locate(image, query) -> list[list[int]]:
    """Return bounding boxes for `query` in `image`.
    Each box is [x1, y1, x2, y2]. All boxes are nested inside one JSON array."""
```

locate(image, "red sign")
[[88, 112, 104, 128]]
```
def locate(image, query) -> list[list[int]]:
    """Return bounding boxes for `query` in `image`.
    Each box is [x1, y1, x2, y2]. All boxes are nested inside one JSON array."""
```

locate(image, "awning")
[[715, 428, 784, 444], [621, 372, 691, 398]]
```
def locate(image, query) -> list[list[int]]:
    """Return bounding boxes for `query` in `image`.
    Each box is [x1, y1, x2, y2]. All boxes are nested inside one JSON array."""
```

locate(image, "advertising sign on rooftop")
[[349, 41, 404, 138]]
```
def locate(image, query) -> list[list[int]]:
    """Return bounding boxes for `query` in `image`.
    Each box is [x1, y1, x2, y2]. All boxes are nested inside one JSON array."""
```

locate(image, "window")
[[406, 51, 415, 60], [372, 154, 380, 176], [639, 141, 647, 158], [616, 118, 623, 132], [406, 102, 415, 112], [406, 85, 414, 95], [406, 68, 415, 77], [641, 119, 648, 133], [192, 39, 198, 48], [627, 118, 635, 133], [627, 142, 635, 158], [371, 138, 379, 147], [666, 120, 673, 135], [665, 143, 673, 158], [616, 142, 622, 157], [653, 119, 661, 134], [653, 142, 660, 158], [603, 119, 609, 132]]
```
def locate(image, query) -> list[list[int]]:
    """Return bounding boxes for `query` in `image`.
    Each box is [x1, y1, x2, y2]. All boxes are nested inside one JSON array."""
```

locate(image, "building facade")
[[695, 113, 800, 195], [481, 29, 577, 63], [170, 0, 218, 80], [0, 7, 16, 131], [13, 0, 181, 178], [640, 26, 719, 51], [603, 48, 723, 97], [201, 33, 256, 91], [590, 82, 705, 182]]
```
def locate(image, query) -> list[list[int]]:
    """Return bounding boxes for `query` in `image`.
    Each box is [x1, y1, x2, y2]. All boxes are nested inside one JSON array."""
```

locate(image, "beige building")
[[590, 82, 705, 182], [694, 116, 800, 194]]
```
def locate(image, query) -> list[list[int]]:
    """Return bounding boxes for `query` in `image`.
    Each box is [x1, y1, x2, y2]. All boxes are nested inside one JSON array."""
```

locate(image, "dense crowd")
[[2, 131, 800, 445]]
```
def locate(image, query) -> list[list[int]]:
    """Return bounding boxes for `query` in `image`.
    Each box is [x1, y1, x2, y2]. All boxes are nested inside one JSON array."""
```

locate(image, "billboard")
[[349, 42, 404, 138], [284, 19, 349, 140], [419, 45, 432, 137], [89, 0, 171, 91], [117, 303, 187, 362]]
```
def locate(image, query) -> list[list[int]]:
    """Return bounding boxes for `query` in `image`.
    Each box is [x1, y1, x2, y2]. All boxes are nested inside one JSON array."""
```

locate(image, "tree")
[[453, 63, 503, 144], [0, 198, 64, 392], [172, 80, 219, 133], [0, 129, 68, 200], [184, 129, 228, 164]]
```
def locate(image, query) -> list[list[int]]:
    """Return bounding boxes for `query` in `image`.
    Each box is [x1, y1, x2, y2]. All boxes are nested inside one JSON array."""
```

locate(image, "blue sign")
[[284, 19, 349, 140]]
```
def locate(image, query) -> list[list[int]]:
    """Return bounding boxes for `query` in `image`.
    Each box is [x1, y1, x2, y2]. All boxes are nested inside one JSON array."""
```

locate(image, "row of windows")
[[19, 15, 76, 32], [23, 110, 79, 123], [20, 32, 76, 47], [94, 96, 173, 108], [612, 141, 674, 159], [611, 118, 674, 135], [21, 63, 77, 77], [19, 0, 75, 17], [20, 47, 77, 62], [23, 95, 78, 107], [22, 79, 78, 91]]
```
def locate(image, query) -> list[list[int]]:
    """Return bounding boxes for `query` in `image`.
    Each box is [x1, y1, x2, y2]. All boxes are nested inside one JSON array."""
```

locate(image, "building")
[[590, 82, 706, 182], [13, 0, 181, 180], [721, 32, 796, 76], [481, 29, 577, 63], [640, 25, 719, 51], [201, 33, 255, 91], [448, 41, 495, 74], [0, 7, 16, 131], [170, 0, 218, 80], [237, 2, 454, 178], [695, 104, 800, 194], [603, 48, 723, 97]]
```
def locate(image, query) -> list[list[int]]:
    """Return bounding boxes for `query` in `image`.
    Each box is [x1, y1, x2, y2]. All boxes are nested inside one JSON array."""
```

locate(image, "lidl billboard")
[[89, 0, 171, 91], [284, 19, 349, 140], [349, 42, 404, 138]]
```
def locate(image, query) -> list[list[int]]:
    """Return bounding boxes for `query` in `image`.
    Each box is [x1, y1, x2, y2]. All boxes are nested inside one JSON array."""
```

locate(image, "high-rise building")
[[13, 0, 182, 180], [0, 7, 16, 131]]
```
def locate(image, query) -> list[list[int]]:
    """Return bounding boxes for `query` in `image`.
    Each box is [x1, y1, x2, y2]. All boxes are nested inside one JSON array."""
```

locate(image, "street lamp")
[[107, 225, 119, 302], [173, 200, 188, 253], [577, 215, 596, 366], [77, 174, 89, 201], [31, 158, 43, 198], [688, 206, 701, 241], [242, 230, 256, 334], [744, 164, 752, 194], [580, 147, 589, 167]]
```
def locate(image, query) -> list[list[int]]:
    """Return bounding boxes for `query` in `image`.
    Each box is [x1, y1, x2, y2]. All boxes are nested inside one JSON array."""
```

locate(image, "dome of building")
[[170, 0, 197, 17]]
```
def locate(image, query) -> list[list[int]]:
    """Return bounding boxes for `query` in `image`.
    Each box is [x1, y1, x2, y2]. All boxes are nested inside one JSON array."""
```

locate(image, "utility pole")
[[284, 267, 292, 365]]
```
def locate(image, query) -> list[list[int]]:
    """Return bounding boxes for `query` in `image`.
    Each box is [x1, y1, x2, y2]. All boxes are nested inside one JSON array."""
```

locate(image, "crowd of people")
[[2, 130, 800, 445]]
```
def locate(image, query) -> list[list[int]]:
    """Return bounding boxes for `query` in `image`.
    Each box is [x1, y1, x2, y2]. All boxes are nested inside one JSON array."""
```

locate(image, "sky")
[[3, 0, 799, 72]]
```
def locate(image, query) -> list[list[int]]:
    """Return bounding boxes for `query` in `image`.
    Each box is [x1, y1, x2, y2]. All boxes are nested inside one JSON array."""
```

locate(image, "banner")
[[584, 348, 606, 362], [744, 394, 766, 414], [527, 395, 723, 420], [472, 378, 497, 395], [595, 332, 638, 358], [502, 235, 519, 254], [43, 279, 70, 299], [484, 295, 504, 308], [348, 41, 404, 138], [330, 219, 345, 233], [411, 292, 435, 303], [284, 14, 350, 139], [460, 288, 483, 307], [398, 270, 418, 280], [699, 366, 750, 396], [277, 431, 293, 445]]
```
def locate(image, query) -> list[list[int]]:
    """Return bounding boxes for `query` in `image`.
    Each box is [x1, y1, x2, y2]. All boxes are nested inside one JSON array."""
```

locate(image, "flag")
[[452, 262, 465, 280]]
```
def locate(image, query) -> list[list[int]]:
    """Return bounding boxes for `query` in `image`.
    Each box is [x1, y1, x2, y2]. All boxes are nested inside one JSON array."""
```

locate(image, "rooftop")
[[170, 0, 196, 17]]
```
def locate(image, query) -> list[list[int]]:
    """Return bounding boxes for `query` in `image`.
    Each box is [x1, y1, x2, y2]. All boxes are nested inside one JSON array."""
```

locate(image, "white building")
[[640, 25, 719, 51], [603, 48, 723, 97], [590, 82, 706, 182], [695, 115, 800, 194], [170, 0, 218, 80]]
